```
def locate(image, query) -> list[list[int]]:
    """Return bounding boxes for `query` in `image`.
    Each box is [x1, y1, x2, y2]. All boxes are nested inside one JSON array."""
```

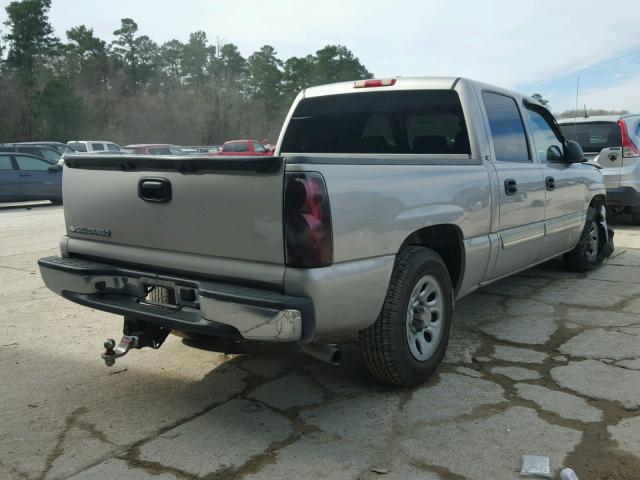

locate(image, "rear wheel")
[[564, 207, 607, 271], [359, 247, 453, 386]]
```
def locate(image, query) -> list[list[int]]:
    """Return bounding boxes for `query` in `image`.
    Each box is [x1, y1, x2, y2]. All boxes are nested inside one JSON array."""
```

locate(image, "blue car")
[[0, 152, 63, 204]]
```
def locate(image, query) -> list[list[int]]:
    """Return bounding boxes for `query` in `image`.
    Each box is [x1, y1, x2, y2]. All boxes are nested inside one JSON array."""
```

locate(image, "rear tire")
[[630, 207, 640, 225], [564, 207, 607, 272], [359, 247, 453, 386]]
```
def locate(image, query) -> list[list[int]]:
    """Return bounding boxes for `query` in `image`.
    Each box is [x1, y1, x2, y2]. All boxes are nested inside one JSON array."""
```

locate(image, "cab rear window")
[[281, 90, 470, 155], [222, 142, 250, 152], [560, 122, 621, 153]]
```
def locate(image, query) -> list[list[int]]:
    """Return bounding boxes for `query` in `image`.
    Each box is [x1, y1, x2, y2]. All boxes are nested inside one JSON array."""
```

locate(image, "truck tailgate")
[[62, 155, 285, 279]]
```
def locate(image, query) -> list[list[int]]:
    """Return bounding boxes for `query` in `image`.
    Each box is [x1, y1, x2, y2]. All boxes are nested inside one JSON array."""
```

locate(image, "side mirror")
[[48, 164, 62, 172], [564, 140, 584, 163]]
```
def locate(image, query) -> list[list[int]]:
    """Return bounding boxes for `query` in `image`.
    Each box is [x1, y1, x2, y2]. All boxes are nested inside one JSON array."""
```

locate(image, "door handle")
[[545, 176, 555, 191], [504, 178, 518, 195], [19, 173, 31, 177], [138, 178, 172, 203]]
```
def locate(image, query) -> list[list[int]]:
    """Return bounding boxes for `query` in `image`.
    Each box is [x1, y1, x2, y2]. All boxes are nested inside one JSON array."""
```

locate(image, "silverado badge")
[[68, 225, 111, 237]]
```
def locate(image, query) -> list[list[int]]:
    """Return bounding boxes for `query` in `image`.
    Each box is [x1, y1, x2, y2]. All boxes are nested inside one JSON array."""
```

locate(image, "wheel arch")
[[399, 224, 465, 296], [590, 194, 606, 210]]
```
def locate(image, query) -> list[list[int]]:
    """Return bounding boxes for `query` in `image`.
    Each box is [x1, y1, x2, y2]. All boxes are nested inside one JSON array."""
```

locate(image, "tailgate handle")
[[138, 178, 172, 203]]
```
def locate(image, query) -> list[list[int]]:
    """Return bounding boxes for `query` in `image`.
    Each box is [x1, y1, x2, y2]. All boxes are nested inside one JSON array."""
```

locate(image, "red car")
[[123, 144, 185, 155], [217, 140, 274, 156]]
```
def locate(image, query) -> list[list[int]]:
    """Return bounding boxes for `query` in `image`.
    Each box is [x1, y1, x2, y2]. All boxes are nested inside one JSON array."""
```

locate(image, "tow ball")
[[101, 319, 170, 367], [101, 336, 139, 367]]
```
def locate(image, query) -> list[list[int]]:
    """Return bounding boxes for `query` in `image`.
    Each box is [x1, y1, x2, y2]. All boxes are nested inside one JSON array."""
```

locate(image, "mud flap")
[[597, 205, 615, 258]]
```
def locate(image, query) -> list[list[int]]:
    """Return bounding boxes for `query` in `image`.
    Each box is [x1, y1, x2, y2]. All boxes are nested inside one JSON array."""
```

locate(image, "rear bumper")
[[38, 256, 314, 342], [606, 187, 640, 208]]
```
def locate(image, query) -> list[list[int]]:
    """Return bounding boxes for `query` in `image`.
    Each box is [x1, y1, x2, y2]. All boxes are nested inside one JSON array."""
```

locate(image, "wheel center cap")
[[411, 305, 429, 332]]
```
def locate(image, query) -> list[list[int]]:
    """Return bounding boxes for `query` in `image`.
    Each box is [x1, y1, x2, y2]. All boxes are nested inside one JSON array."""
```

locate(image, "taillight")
[[284, 172, 333, 267], [354, 78, 396, 88], [619, 119, 640, 158]]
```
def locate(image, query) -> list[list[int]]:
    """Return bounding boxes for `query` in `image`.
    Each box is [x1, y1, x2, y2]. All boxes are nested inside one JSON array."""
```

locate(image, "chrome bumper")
[[38, 256, 314, 342]]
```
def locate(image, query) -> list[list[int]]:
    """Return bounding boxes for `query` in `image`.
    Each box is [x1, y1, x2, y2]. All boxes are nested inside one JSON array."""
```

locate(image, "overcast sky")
[[4, 0, 640, 112]]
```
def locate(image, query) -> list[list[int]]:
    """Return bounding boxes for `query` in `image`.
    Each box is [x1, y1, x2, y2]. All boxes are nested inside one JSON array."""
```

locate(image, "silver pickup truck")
[[38, 77, 613, 386]]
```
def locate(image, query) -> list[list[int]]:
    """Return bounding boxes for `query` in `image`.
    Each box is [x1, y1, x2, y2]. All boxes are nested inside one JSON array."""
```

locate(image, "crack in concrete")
[[37, 406, 115, 480], [409, 459, 468, 480], [24, 248, 640, 480], [0, 264, 35, 273]]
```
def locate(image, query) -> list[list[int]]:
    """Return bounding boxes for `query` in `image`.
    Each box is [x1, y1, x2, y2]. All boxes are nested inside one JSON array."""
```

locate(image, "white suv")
[[559, 114, 640, 223], [67, 141, 122, 153]]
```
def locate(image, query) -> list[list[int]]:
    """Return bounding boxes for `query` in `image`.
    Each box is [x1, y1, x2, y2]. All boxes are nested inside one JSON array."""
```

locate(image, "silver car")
[[559, 114, 640, 223]]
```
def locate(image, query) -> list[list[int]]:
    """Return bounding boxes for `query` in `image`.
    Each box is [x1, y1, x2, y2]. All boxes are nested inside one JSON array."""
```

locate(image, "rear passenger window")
[[68, 142, 87, 152], [482, 92, 530, 162], [281, 90, 470, 155], [0, 155, 13, 170], [91, 143, 105, 151], [15, 156, 51, 171]]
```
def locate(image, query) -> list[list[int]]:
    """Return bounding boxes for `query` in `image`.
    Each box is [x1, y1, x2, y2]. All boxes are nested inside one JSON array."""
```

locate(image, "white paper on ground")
[[520, 455, 553, 478]]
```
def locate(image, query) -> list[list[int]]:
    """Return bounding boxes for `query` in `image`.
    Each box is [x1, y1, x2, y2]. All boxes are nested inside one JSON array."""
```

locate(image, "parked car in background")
[[559, 114, 640, 223], [0, 144, 62, 163], [15, 142, 76, 155], [67, 141, 122, 153], [261, 139, 276, 154], [123, 144, 185, 155], [0, 152, 62, 204], [217, 139, 273, 156], [180, 145, 220, 154], [39, 76, 613, 386]]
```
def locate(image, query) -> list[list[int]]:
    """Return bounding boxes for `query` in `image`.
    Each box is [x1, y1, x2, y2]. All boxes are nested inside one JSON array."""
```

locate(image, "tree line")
[[529, 94, 628, 120], [0, 0, 373, 145]]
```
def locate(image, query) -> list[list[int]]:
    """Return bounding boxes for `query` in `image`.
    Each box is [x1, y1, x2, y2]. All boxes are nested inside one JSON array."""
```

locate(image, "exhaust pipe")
[[301, 342, 342, 366]]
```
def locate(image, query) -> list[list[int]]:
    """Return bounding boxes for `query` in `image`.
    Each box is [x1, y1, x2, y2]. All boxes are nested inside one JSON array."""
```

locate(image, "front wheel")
[[564, 207, 609, 271], [630, 207, 640, 225], [359, 247, 453, 386]]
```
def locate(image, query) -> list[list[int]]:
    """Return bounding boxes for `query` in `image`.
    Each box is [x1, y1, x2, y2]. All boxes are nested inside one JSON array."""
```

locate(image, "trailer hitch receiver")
[[101, 319, 171, 367]]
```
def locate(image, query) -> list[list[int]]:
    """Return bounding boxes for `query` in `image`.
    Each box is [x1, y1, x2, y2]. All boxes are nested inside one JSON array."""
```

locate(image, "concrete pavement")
[[1, 204, 639, 479]]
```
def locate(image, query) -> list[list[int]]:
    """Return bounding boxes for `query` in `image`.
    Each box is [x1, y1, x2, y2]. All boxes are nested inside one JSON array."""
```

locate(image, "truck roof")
[[300, 76, 538, 106], [302, 76, 459, 98]]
